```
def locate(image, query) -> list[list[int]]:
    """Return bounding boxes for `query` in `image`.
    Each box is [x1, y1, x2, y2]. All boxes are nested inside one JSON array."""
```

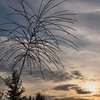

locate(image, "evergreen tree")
[[3, 70, 25, 100], [36, 93, 46, 100]]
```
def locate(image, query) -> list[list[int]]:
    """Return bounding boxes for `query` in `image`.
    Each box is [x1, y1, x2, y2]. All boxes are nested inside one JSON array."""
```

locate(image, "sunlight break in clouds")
[[85, 82, 97, 92]]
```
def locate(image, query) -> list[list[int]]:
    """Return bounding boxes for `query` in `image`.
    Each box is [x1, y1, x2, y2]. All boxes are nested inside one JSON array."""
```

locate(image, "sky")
[[0, 0, 100, 100]]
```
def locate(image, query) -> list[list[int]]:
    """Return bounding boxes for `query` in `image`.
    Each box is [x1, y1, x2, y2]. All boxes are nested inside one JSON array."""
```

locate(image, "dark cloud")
[[71, 71, 85, 80], [72, 71, 83, 76], [72, 86, 91, 94], [53, 84, 76, 91], [75, 88, 91, 94], [53, 84, 91, 94], [52, 71, 73, 82]]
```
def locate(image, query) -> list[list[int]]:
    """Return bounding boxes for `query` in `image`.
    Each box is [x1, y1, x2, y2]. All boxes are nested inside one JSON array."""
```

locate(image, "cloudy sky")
[[0, 0, 100, 100]]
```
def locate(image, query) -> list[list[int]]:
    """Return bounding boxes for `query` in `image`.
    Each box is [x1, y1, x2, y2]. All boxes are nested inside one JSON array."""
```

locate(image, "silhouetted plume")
[[0, 0, 78, 78]]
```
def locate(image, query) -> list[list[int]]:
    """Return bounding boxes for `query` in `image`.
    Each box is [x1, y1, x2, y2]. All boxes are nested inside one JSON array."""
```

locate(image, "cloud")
[[71, 71, 84, 80], [21, 69, 73, 82], [52, 71, 73, 82], [21, 68, 87, 83], [53, 84, 76, 91], [75, 88, 91, 94], [53, 84, 91, 94], [72, 71, 83, 77], [72, 86, 91, 94]]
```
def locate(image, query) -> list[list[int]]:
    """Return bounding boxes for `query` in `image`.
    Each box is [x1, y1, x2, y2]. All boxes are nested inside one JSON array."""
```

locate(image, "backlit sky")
[[0, 0, 100, 100]]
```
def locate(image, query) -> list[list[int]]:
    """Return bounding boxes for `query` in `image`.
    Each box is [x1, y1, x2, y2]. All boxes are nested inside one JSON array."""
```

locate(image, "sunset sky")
[[0, 0, 100, 100]]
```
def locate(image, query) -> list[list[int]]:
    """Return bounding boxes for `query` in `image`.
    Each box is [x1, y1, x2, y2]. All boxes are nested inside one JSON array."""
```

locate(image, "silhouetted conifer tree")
[[36, 92, 46, 100], [1, 70, 25, 100]]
